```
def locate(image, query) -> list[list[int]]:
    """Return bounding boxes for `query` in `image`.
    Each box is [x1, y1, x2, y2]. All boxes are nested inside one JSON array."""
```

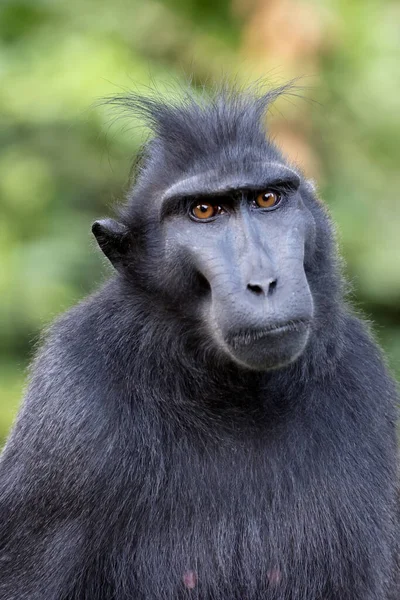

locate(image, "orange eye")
[[255, 190, 281, 209], [192, 203, 215, 219], [191, 203, 224, 220]]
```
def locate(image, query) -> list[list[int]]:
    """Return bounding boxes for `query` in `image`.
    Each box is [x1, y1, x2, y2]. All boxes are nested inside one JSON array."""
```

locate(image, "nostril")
[[247, 283, 264, 296], [268, 279, 277, 296], [247, 279, 278, 297]]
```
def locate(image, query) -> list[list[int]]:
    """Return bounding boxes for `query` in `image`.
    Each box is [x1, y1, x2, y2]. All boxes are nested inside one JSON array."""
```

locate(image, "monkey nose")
[[247, 278, 277, 297]]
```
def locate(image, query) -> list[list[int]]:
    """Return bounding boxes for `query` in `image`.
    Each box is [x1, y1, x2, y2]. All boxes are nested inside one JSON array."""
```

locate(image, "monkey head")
[[93, 89, 340, 371]]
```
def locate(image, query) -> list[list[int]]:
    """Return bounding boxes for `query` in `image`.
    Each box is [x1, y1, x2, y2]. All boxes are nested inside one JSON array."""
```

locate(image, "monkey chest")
[[128, 443, 382, 600]]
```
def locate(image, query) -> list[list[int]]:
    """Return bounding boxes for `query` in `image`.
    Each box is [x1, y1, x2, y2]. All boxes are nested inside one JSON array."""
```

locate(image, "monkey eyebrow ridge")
[[159, 162, 300, 217]]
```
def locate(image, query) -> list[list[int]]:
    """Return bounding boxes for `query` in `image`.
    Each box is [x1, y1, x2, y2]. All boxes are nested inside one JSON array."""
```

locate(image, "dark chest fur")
[[98, 401, 392, 600]]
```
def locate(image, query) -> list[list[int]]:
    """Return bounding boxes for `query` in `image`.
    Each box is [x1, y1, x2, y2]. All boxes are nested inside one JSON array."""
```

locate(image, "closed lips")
[[228, 319, 310, 348]]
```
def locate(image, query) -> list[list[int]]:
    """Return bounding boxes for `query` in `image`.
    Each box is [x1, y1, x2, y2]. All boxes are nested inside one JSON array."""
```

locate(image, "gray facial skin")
[[161, 166, 316, 371]]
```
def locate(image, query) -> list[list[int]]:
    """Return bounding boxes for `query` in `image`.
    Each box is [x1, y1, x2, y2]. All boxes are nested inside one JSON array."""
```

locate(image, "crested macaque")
[[0, 87, 398, 600]]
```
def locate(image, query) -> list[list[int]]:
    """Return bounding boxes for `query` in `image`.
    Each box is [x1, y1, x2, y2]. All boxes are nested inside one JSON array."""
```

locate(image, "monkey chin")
[[222, 320, 311, 371]]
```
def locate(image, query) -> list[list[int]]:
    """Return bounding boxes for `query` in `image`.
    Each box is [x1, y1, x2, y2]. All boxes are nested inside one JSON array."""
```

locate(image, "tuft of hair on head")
[[100, 79, 304, 166]]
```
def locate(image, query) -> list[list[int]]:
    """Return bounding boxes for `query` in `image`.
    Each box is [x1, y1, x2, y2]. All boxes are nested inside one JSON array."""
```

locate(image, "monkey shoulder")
[[336, 311, 398, 411], [28, 279, 139, 398], [315, 312, 399, 481], [0, 280, 145, 482]]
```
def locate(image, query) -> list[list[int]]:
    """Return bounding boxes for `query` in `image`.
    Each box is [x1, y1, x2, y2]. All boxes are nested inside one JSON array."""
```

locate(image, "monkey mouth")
[[226, 319, 310, 350]]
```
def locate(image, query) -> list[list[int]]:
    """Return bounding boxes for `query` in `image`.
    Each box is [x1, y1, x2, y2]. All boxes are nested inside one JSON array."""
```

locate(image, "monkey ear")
[[92, 219, 131, 270]]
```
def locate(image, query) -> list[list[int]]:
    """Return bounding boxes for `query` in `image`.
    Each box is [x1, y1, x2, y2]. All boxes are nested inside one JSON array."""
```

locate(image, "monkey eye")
[[190, 202, 225, 221], [253, 190, 281, 210]]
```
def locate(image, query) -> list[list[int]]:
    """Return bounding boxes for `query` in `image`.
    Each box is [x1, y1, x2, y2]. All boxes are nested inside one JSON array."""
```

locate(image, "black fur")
[[0, 86, 398, 599]]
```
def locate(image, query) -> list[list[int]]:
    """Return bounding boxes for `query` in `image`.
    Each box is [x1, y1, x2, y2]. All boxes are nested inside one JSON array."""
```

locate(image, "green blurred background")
[[0, 0, 399, 446]]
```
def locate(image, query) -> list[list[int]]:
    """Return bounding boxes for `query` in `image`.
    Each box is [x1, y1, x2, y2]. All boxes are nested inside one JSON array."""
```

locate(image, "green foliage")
[[0, 0, 399, 446]]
